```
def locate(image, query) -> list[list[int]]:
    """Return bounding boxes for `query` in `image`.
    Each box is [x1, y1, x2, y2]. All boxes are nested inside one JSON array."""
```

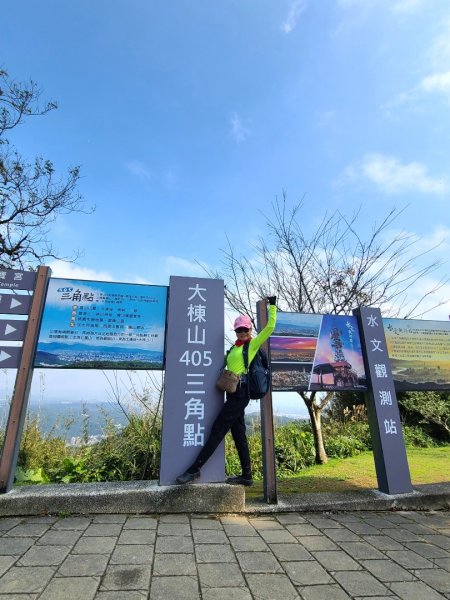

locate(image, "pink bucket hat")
[[233, 315, 252, 330]]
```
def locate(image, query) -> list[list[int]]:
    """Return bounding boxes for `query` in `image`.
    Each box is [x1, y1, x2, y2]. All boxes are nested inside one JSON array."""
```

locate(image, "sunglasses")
[[235, 327, 250, 333]]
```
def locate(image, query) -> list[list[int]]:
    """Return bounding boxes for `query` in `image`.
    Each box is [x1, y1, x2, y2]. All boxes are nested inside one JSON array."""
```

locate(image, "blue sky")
[[2, 0, 450, 414]]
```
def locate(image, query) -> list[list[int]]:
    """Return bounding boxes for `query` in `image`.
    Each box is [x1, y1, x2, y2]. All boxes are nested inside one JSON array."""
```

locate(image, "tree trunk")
[[305, 398, 328, 464]]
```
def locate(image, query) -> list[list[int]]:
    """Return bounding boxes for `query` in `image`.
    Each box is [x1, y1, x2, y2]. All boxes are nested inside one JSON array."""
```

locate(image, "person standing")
[[176, 296, 277, 486]]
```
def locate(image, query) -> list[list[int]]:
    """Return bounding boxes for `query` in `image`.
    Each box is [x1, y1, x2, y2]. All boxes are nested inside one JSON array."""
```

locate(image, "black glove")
[[267, 296, 277, 305]]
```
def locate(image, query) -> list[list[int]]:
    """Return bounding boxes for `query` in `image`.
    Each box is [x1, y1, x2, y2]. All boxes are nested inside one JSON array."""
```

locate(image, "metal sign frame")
[[256, 300, 278, 504]]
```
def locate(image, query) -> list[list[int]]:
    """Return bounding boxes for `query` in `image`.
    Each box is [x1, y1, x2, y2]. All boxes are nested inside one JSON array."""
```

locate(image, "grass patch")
[[246, 446, 450, 499]]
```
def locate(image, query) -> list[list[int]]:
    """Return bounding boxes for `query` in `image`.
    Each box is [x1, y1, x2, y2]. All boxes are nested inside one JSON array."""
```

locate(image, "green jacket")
[[226, 305, 277, 375]]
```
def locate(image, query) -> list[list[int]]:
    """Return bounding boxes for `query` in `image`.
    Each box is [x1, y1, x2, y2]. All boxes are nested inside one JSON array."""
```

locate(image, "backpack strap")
[[242, 341, 249, 372], [259, 347, 269, 370], [243, 341, 270, 372], [224, 344, 235, 367]]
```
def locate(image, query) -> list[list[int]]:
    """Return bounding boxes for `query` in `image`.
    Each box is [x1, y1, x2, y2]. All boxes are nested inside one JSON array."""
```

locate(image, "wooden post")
[[0, 266, 51, 493], [256, 299, 277, 504]]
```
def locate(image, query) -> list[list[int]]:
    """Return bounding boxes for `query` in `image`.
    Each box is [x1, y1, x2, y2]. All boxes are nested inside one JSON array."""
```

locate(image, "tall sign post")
[[160, 276, 225, 485], [354, 307, 413, 495], [256, 300, 277, 504], [0, 266, 51, 493]]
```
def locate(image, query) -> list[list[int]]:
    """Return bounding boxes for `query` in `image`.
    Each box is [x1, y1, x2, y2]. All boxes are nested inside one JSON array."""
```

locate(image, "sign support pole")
[[0, 266, 51, 493], [256, 300, 277, 504]]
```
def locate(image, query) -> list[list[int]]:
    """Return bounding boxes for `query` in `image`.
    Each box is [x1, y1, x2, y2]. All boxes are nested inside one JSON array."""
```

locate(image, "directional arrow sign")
[[0, 320, 28, 341], [0, 346, 22, 368], [0, 294, 32, 315]]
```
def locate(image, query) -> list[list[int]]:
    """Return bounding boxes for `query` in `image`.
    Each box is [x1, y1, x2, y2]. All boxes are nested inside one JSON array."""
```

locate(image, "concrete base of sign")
[[0, 481, 448, 517], [0, 480, 245, 517]]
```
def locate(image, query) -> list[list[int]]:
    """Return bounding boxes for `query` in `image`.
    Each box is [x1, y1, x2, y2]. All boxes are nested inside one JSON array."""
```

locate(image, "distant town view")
[[35, 343, 164, 370]]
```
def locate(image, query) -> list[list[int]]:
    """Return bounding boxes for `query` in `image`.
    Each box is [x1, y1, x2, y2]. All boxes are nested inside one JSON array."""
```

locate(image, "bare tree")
[[0, 68, 92, 268], [207, 194, 448, 464], [103, 370, 165, 429]]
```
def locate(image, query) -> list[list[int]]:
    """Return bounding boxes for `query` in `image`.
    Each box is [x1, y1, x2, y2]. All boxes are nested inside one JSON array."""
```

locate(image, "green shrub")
[[15, 466, 49, 484], [226, 420, 316, 479], [324, 434, 367, 458], [82, 412, 162, 481], [15, 410, 162, 485], [18, 417, 71, 474], [402, 425, 437, 448], [274, 422, 316, 475], [12, 403, 446, 487], [323, 420, 372, 452], [398, 392, 450, 443]]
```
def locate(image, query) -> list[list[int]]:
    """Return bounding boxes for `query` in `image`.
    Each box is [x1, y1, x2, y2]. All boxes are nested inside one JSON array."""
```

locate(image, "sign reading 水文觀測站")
[[354, 306, 412, 495], [34, 278, 168, 369], [159, 276, 225, 485]]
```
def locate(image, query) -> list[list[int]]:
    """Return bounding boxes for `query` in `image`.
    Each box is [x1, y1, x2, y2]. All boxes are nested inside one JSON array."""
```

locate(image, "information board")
[[383, 318, 450, 391], [35, 278, 167, 369], [271, 312, 367, 392]]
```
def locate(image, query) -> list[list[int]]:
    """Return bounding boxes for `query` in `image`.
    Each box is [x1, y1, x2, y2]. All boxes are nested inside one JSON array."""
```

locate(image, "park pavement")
[[0, 509, 449, 599]]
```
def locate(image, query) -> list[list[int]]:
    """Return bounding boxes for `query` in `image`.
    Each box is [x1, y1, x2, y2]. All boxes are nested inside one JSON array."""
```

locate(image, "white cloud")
[[164, 256, 207, 277], [417, 225, 450, 251], [391, 0, 426, 13], [47, 260, 115, 282], [339, 153, 449, 195], [426, 17, 450, 72], [385, 16, 450, 113], [281, 0, 307, 34], [419, 70, 450, 94], [125, 160, 153, 180], [230, 113, 251, 143]]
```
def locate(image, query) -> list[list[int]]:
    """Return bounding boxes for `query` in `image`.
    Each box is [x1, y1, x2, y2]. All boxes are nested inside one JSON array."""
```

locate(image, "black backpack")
[[242, 342, 271, 400]]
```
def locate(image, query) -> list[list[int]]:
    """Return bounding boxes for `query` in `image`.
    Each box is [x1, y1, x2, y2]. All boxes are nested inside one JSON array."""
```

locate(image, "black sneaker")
[[226, 475, 253, 487], [176, 469, 200, 484]]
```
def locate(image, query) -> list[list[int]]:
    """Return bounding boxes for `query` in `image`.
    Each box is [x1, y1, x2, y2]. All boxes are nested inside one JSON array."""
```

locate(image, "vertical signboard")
[[160, 276, 225, 485], [354, 307, 413, 495], [0, 269, 37, 370], [0, 266, 50, 493]]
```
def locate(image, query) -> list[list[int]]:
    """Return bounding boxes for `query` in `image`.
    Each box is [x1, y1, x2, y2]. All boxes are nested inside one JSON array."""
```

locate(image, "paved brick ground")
[[0, 510, 449, 599]]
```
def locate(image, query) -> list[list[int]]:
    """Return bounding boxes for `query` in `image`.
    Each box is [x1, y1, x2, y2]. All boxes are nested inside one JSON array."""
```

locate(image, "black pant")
[[190, 381, 251, 475]]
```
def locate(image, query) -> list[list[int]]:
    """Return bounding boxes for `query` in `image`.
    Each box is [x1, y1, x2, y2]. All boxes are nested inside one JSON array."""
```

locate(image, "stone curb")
[[0, 480, 245, 516], [0, 480, 448, 517], [246, 482, 450, 513]]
